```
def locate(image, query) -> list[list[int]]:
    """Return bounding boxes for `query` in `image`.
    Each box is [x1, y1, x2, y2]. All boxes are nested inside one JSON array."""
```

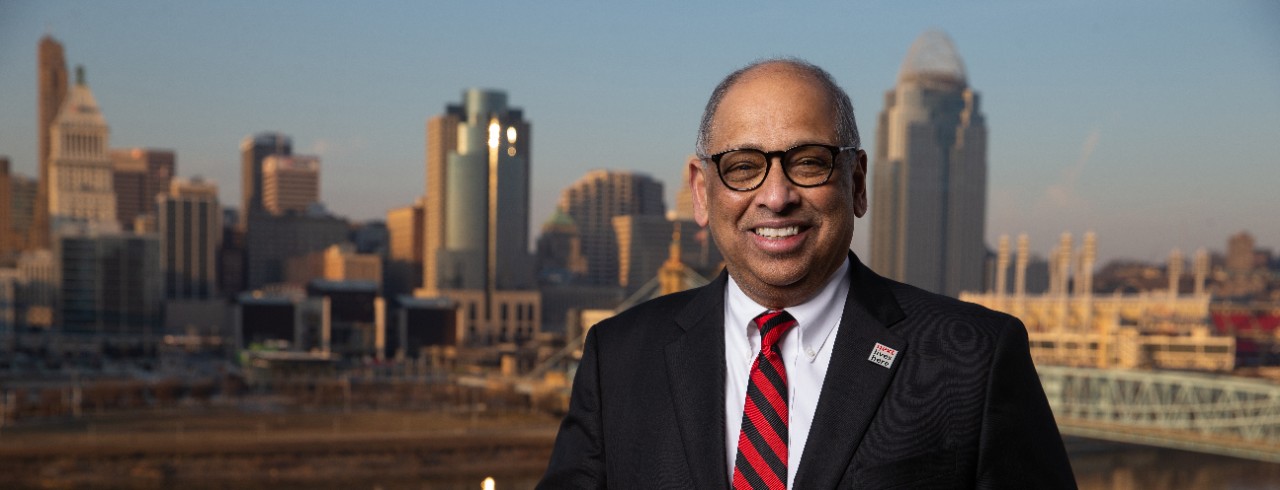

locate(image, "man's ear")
[[688, 155, 710, 227], [852, 149, 868, 218]]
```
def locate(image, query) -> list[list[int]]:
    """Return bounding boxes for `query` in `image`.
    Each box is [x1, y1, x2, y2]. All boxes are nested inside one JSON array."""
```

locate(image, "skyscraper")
[[34, 35, 69, 249], [422, 89, 538, 344], [111, 148, 175, 231], [239, 132, 291, 228], [159, 177, 221, 300], [870, 30, 988, 297], [261, 155, 320, 215], [49, 67, 117, 229], [423, 89, 532, 293], [0, 157, 11, 260], [557, 170, 665, 287]]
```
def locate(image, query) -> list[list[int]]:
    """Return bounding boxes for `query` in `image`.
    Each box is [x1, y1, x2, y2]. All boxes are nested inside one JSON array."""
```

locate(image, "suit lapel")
[[794, 255, 908, 488], [665, 271, 730, 490]]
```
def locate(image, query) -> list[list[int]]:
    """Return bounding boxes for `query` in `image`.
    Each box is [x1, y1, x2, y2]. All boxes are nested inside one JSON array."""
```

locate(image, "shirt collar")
[[726, 257, 850, 363]]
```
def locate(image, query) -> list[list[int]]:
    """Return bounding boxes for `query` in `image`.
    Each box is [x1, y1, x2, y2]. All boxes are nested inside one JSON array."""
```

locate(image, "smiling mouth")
[[754, 226, 800, 238]]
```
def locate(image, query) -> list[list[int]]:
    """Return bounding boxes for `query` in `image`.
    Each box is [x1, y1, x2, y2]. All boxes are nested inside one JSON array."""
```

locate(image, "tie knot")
[[753, 310, 796, 353]]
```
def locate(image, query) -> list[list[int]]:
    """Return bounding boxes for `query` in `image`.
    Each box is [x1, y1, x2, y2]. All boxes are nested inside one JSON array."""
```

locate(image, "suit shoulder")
[[884, 278, 1021, 337]]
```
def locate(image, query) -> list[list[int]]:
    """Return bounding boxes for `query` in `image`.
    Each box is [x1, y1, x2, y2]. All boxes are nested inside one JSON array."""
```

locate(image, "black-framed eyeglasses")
[[704, 144, 858, 192]]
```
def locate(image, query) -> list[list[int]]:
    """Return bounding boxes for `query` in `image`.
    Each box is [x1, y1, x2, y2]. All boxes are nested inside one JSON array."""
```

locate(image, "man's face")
[[690, 66, 867, 308]]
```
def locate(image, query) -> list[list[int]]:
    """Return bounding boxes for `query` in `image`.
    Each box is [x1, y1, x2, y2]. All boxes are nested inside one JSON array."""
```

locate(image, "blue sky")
[[1, 1, 1277, 265]]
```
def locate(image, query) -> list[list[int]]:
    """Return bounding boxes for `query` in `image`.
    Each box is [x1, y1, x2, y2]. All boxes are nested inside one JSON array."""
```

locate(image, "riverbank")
[[0, 408, 558, 489], [4, 410, 1279, 489]]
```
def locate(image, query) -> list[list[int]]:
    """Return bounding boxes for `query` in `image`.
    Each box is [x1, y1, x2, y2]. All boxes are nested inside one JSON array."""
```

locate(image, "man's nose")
[[755, 157, 800, 212]]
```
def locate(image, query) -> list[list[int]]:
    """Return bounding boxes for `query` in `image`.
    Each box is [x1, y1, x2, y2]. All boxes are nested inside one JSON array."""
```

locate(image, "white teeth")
[[755, 226, 799, 238]]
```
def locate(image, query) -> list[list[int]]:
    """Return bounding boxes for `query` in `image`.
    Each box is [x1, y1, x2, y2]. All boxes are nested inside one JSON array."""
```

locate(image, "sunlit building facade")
[[261, 154, 320, 216], [48, 68, 117, 230]]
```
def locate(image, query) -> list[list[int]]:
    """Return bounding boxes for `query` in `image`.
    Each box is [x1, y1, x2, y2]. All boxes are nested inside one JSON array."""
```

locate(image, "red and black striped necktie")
[[732, 310, 797, 490]]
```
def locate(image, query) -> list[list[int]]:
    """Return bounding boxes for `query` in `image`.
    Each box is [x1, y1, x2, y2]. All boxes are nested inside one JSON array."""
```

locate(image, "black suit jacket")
[[540, 254, 1076, 489]]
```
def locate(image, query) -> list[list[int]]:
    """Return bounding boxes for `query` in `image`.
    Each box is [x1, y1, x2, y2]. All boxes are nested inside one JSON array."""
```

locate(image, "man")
[[540, 59, 1076, 489]]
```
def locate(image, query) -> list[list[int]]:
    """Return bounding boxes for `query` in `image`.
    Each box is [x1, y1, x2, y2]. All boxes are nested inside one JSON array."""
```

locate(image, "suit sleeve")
[[975, 318, 1078, 489], [538, 325, 607, 489]]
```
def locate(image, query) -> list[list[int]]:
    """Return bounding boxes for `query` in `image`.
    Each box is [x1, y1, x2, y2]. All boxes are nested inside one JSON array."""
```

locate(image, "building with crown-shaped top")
[[870, 31, 987, 297], [49, 67, 117, 230]]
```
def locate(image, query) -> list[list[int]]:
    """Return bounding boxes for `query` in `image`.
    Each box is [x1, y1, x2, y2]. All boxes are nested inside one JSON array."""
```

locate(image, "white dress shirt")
[[723, 257, 850, 489]]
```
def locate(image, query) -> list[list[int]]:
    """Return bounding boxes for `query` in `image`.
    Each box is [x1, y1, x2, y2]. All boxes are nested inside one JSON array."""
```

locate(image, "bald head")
[[696, 58, 861, 157]]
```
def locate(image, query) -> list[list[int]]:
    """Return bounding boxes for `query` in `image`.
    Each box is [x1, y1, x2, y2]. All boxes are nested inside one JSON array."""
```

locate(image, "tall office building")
[[111, 148, 175, 232], [423, 89, 532, 293], [33, 35, 69, 250], [558, 170, 665, 287], [0, 157, 11, 260], [48, 67, 117, 229], [870, 30, 988, 297], [159, 177, 222, 300], [57, 231, 161, 336], [422, 89, 538, 344], [240, 132, 291, 228], [261, 155, 320, 215]]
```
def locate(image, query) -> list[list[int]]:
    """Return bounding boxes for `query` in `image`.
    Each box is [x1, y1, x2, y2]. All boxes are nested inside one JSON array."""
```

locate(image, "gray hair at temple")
[[694, 58, 861, 158]]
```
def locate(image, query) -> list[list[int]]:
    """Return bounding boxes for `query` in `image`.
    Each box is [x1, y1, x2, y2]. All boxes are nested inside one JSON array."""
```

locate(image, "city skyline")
[[1, 1, 1277, 266]]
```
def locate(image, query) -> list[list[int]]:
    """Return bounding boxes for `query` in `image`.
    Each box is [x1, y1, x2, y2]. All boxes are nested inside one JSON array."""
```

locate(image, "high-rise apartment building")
[[111, 148, 175, 232], [33, 35, 69, 250], [558, 170, 665, 287], [240, 132, 291, 228], [49, 67, 117, 230], [261, 155, 320, 215], [159, 177, 221, 300], [422, 89, 537, 344], [870, 30, 988, 297]]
